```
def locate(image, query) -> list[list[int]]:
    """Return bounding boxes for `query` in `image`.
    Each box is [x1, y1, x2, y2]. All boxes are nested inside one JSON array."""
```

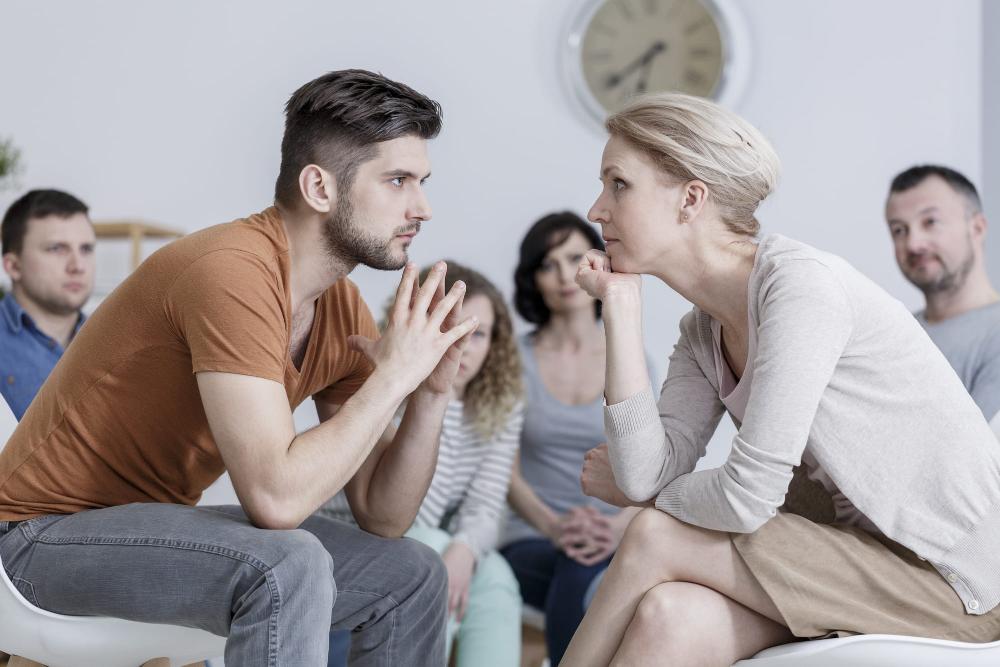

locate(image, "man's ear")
[[2, 252, 21, 283], [970, 211, 988, 241], [298, 164, 337, 214]]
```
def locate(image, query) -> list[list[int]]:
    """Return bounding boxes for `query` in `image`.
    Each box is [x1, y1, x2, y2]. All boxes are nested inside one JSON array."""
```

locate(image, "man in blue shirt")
[[1, 189, 95, 419]]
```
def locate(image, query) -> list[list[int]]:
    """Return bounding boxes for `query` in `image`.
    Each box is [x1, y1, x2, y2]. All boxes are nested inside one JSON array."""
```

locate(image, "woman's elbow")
[[729, 505, 777, 534], [618, 477, 659, 504]]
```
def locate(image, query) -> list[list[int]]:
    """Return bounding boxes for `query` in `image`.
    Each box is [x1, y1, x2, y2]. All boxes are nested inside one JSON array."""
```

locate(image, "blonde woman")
[[325, 261, 524, 666], [559, 93, 1000, 666]]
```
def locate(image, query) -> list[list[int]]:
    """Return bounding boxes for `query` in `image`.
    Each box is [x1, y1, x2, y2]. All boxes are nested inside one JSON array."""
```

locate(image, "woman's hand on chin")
[[576, 249, 642, 301]]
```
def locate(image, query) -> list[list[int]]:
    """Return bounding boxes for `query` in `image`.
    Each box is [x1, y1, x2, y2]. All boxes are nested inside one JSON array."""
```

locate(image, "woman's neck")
[[536, 307, 603, 351], [652, 233, 758, 333]]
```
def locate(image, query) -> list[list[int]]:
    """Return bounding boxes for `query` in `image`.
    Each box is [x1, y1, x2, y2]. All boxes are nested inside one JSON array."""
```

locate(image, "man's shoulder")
[[926, 302, 1000, 338], [155, 208, 287, 274]]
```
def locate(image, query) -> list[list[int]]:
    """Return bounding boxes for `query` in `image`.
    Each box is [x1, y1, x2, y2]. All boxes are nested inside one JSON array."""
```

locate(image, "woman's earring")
[[680, 212, 689, 222]]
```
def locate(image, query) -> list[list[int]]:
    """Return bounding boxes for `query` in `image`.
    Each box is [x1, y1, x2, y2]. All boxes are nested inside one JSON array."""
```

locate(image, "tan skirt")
[[732, 511, 1000, 642]]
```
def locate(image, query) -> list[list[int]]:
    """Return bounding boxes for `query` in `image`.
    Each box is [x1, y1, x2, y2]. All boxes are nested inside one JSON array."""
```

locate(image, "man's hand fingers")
[[414, 261, 447, 315], [390, 263, 417, 323], [429, 281, 466, 330], [441, 315, 479, 349]]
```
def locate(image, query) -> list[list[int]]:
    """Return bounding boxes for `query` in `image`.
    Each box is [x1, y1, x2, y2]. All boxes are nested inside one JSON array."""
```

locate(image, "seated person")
[[0, 69, 478, 666], [324, 261, 524, 666], [559, 92, 1000, 666], [0, 189, 95, 419], [500, 212, 642, 666], [885, 165, 1000, 436]]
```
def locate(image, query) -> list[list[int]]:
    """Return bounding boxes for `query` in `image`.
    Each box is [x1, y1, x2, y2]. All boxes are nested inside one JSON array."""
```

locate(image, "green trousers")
[[406, 525, 522, 667]]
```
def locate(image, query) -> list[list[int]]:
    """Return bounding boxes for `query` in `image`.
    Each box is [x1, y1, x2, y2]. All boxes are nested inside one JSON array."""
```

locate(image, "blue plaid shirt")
[[0, 292, 85, 420]]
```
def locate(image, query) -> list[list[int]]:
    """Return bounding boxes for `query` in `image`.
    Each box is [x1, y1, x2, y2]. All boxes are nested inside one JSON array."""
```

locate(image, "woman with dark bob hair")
[[561, 92, 1000, 665], [499, 212, 643, 665]]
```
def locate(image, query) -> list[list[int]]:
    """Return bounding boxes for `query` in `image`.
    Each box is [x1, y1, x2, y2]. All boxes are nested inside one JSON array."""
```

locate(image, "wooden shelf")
[[92, 220, 183, 271]]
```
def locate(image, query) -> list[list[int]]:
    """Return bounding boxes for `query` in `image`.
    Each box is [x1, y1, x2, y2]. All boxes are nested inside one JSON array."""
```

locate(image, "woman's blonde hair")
[[381, 261, 523, 440], [606, 92, 780, 236]]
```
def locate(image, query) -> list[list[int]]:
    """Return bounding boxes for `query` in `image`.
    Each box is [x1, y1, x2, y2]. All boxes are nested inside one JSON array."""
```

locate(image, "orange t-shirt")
[[0, 207, 377, 520]]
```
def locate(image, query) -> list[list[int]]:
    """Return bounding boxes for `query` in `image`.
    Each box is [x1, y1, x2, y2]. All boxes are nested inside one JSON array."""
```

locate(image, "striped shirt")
[[322, 399, 523, 561]]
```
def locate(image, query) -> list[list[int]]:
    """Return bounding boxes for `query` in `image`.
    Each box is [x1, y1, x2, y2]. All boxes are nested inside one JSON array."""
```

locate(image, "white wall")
[[0, 0, 983, 469], [985, 0, 1000, 270]]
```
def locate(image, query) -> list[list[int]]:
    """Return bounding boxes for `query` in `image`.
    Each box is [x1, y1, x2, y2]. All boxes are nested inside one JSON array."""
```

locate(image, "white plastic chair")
[[0, 397, 227, 667], [734, 633, 1000, 666]]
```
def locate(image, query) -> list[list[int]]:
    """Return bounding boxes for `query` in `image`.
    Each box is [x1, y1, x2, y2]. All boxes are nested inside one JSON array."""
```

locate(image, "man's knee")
[[399, 536, 447, 601], [268, 529, 336, 599]]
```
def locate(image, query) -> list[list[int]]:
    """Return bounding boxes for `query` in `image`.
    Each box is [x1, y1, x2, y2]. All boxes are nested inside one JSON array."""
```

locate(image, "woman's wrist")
[[602, 280, 642, 310]]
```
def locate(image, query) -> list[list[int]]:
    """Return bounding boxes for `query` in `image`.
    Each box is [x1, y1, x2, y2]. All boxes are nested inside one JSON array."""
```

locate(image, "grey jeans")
[[0, 503, 447, 666]]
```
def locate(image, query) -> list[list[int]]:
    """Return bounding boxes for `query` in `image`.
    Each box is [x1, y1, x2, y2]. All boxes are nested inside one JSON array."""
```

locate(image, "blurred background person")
[[325, 261, 524, 667], [1, 189, 95, 419], [885, 166, 1000, 436], [500, 212, 645, 665]]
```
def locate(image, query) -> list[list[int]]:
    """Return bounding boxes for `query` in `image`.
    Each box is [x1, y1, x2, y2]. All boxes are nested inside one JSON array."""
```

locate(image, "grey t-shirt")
[[916, 301, 1000, 425]]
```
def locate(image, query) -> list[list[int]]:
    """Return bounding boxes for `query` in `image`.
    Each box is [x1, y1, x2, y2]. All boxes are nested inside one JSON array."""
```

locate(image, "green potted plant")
[[0, 137, 21, 298]]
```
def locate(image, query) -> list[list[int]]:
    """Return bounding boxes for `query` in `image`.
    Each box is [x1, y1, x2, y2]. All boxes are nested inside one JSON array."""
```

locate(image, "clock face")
[[578, 0, 726, 114]]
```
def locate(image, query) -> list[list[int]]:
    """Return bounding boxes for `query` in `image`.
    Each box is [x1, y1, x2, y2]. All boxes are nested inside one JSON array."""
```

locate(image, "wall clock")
[[562, 0, 751, 126]]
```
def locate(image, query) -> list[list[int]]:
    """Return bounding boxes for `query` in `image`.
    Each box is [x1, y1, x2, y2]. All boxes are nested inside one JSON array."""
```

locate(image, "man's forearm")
[[357, 386, 450, 532], [251, 371, 409, 529]]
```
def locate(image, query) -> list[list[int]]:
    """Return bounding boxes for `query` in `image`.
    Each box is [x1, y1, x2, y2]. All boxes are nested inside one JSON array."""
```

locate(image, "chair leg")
[[9, 656, 48, 667]]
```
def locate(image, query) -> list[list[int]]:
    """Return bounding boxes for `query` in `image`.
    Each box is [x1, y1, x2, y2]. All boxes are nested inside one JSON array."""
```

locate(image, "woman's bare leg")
[[610, 582, 793, 666], [561, 508, 792, 666]]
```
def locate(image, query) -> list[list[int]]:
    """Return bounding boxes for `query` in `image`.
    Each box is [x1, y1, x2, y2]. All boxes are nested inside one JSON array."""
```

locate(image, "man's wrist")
[[411, 382, 452, 409], [367, 367, 413, 405]]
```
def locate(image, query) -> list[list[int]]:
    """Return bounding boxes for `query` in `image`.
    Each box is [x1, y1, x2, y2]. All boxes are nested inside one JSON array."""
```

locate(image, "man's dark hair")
[[889, 165, 982, 215], [2, 189, 89, 255], [274, 69, 443, 207], [514, 211, 606, 327]]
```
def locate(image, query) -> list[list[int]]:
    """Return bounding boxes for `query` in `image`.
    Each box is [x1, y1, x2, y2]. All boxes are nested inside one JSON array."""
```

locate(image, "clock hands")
[[604, 41, 667, 91]]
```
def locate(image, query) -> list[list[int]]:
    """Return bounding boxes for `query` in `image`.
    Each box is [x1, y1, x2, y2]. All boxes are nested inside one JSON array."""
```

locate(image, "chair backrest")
[[0, 396, 16, 450]]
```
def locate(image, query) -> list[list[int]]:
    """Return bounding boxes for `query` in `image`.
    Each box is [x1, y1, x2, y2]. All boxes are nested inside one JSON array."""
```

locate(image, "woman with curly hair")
[[324, 261, 524, 667]]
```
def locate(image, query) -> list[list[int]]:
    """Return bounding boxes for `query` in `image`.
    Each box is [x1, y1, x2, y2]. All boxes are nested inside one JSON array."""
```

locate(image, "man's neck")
[[11, 287, 81, 348], [924, 268, 1000, 323], [276, 203, 355, 313]]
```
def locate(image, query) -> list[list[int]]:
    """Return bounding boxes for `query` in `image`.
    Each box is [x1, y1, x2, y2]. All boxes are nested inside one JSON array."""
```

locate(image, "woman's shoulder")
[[752, 235, 854, 300], [755, 234, 844, 276]]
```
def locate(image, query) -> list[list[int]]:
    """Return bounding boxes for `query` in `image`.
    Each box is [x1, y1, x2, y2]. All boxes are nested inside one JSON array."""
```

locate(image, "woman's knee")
[[616, 508, 683, 562], [616, 508, 718, 575], [471, 551, 521, 610], [630, 582, 707, 640]]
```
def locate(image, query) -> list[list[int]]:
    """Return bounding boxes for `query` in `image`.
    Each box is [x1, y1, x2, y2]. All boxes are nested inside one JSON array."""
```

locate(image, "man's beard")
[[906, 236, 975, 296], [321, 192, 417, 271]]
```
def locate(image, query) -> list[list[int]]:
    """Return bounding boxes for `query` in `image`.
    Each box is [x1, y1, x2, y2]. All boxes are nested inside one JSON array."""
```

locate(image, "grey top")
[[916, 301, 1000, 424], [605, 234, 1000, 615], [501, 333, 619, 546]]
